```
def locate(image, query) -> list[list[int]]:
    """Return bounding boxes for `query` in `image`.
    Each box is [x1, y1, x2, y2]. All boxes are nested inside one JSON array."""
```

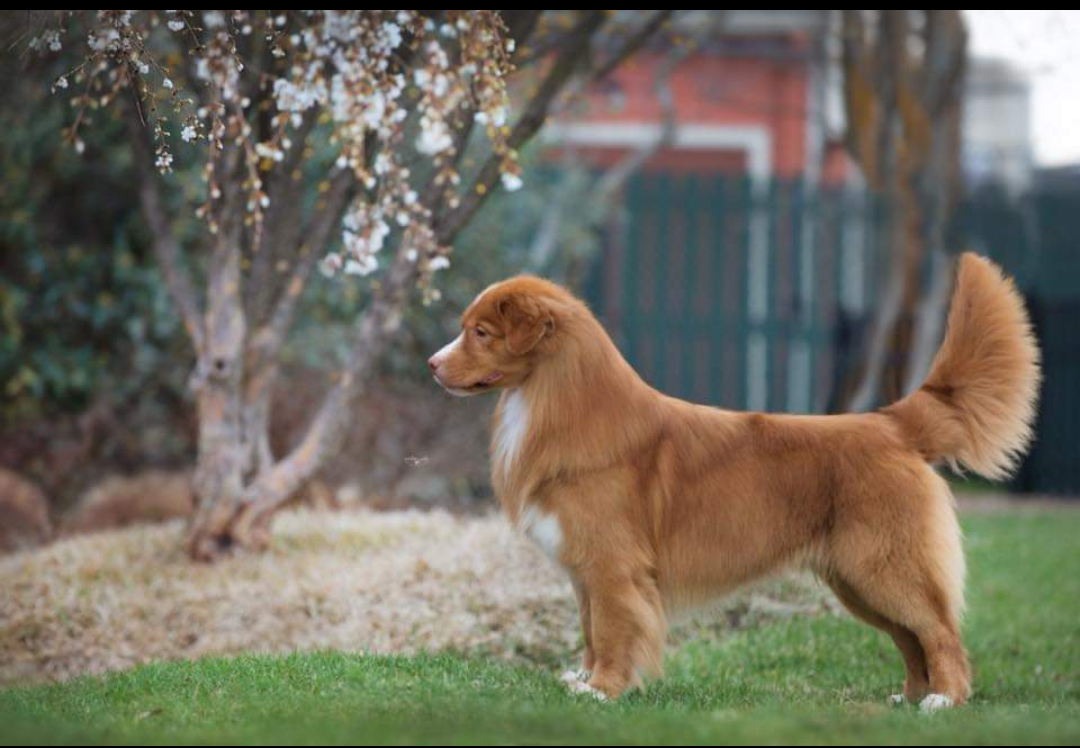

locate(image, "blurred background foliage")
[[0, 46, 182, 422]]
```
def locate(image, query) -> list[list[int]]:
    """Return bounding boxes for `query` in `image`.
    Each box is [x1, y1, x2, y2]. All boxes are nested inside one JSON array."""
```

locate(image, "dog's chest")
[[493, 393, 564, 563], [493, 390, 528, 477], [517, 503, 563, 563]]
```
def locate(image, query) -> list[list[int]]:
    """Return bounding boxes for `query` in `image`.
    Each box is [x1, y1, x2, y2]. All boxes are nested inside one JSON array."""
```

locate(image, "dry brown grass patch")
[[1, 509, 834, 686]]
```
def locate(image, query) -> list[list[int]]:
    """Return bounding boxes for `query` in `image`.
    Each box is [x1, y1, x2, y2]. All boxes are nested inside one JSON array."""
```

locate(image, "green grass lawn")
[[2, 511, 1078, 745]]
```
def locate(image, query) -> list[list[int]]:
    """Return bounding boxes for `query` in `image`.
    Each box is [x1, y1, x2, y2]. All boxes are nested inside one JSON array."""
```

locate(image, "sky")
[[965, 9, 1080, 166]]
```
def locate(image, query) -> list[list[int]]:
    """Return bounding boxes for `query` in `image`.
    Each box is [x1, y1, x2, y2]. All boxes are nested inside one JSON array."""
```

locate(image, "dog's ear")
[[497, 293, 555, 355]]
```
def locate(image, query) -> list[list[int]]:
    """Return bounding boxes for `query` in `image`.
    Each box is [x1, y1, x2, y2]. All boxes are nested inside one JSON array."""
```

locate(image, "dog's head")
[[428, 277, 563, 396]]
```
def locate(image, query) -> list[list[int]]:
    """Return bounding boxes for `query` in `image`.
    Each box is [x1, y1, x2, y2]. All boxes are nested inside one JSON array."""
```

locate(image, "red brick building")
[[549, 11, 852, 185]]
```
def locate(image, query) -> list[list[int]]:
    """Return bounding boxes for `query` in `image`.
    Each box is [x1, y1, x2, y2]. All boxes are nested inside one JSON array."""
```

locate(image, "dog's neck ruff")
[[494, 389, 529, 478]]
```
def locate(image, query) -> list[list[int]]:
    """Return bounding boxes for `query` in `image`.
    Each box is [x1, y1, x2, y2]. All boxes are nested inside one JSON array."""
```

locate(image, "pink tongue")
[[480, 371, 503, 384]]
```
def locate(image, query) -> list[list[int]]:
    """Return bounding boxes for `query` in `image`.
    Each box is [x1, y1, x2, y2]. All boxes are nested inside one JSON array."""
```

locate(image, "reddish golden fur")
[[429, 253, 1040, 705]]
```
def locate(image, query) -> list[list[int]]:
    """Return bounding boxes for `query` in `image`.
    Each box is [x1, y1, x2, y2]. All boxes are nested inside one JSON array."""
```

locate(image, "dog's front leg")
[[576, 571, 666, 700], [572, 578, 594, 677], [560, 578, 595, 692]]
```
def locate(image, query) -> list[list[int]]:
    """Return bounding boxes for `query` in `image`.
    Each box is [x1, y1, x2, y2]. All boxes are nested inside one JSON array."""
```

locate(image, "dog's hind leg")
[[828, 470, 971, 710], [825, 575, 930, 704], [577, 571, 666, 700], [829, 565, 971, 710]]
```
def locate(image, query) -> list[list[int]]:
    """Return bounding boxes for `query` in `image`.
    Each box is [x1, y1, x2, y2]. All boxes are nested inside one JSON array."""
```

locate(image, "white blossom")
[[255, 142, 285, 162], [202, 10, 225, 28], [29, 29, 63, 53], [44, 10, 522, 298], [381, 21, 403, 49], [273, 78, 326, 113], [501, 172, 523, 192], [415, 117, 452, 155], [319, 253, 343, 277], [344, 256, 378, 276]]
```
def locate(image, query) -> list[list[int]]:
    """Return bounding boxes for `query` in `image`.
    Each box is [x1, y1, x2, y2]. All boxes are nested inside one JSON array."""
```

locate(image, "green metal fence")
[[959, 185, 1080, 495], [584, 174, 1080, 495]]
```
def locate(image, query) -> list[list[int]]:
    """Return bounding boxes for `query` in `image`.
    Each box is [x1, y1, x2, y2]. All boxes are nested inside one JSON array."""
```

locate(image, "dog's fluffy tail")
[[883, 253, 1041, 480]]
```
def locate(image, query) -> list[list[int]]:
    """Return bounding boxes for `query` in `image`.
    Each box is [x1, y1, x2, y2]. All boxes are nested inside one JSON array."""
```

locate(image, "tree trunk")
[[187, 377, 249, 559], [186, 208, 251, 559], [834, 10, 966, 412]]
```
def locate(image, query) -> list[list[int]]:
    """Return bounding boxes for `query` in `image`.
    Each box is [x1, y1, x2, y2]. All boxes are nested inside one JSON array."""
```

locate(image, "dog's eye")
[[475, 327, 488, 339]]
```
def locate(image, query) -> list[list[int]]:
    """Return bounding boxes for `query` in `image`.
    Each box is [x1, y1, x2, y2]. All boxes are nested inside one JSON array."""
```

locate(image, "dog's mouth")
[[434, 370, 502, 396], [473, 371, 504, 388]]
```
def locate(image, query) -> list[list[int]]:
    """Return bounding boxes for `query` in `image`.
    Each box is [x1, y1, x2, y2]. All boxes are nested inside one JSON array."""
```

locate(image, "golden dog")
[[428, 253, 1039, 709]]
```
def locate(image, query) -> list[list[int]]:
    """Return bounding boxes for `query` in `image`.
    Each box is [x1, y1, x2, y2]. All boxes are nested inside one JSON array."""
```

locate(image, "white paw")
[[560, 673, 607, 701], [888, 694, 906, 706], [919, 693, 953, 713], [559, 668, 592, 684]]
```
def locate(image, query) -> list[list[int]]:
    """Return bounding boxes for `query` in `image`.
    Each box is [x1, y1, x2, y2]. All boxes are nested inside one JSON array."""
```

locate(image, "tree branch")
[[592, 10, 709, 206], [580, 9, 673, 86], [125, 100, 205, 355], [246, 112, 321, 323], [250, 167, 355, 370], [435, 9, 608, 245], [234, 246, 413, 528], [500, 9, 542, 50], [532, 10, 703, 275]]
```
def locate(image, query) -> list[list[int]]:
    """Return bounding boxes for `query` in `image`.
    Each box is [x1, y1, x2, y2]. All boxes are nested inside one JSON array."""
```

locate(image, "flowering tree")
[[26, 10, 672, 559]]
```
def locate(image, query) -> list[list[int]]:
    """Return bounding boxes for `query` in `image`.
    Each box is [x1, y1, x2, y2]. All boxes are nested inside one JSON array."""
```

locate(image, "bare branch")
[[250, 167, 355, 369], [532, 11, 707, 274], [581, 9, 674, 86], [246, 114, 323, 325], [593, 11, 710, 207], [500, 9, 542, 49], [125, 100, 205, 355], [234, 255, 410, 528], [436, 10, 607, 245]]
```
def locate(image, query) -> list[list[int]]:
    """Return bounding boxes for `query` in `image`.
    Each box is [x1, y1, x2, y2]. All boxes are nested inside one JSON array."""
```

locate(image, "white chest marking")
[[518, 503, 563, 563], [494, 390, 528, 476]]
